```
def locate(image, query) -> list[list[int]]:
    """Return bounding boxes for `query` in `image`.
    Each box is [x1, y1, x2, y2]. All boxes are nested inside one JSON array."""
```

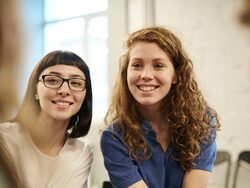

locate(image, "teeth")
[[55, 101, 71, 106], [139, 86, 156, 91]]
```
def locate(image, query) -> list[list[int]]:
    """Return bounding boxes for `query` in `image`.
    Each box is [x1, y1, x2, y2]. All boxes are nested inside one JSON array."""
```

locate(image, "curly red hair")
[[104, 26, 220, 171]]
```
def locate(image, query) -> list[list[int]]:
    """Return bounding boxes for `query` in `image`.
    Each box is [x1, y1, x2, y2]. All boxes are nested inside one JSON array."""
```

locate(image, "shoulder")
[[66, 137, 93, 160], [207, 108, 218, 128], [100, 122, 131, 159], [102, 120, 122, 136], [194, 136, 217, 171], [0, 121, 21, 130], [205, 108, 219, 141], [61, 138, 93, 174], [0, 121, 23, 138], [200, 109, 217, 155], [101, 121, 125, 144], [0, 122, 25, 158]]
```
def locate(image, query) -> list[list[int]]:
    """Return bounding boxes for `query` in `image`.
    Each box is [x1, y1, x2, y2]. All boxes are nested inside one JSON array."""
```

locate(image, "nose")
[[141, 67, 153, 81], [57, 81, 70, 96]]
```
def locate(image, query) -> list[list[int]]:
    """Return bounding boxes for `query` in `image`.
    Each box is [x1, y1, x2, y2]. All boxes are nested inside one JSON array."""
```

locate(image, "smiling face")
[[127, 41, 176, 111], [36, 64, 86, 123]]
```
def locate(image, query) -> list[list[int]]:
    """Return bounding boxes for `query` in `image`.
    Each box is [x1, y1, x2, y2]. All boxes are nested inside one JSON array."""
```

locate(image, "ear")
[[172, 73, 177, 84], [35, 94, 39, 100]]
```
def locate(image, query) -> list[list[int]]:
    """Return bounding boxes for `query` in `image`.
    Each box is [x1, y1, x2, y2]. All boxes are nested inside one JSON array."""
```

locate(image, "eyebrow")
[[152, 58, 164, 61], [130, 57, 168, 62], [46, 71, 84, 79]]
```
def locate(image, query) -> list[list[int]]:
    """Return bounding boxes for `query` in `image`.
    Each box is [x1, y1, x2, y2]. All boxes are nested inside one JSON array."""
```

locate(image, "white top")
[[0, 122, 93, 188]]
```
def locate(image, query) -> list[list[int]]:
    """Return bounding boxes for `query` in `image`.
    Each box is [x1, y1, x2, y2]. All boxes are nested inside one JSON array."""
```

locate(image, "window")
[[44, 0, 108, 119]]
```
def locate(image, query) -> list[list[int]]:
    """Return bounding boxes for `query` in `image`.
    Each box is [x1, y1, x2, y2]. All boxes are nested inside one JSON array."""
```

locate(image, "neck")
[[137, 104, 171, 151], [27, 115, 69, 156], [138, 104, 160, 121], [151, 119, 170, 153]]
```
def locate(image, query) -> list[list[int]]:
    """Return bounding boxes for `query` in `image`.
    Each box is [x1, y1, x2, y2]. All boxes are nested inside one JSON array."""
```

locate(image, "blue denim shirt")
[[100, 121, 216, 188]]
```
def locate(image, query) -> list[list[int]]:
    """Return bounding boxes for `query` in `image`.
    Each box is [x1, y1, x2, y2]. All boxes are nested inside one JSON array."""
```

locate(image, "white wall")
[[86, 0, 127, 187]]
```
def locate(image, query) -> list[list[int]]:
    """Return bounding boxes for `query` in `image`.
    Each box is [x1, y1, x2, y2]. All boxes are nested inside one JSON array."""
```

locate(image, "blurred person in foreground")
[[0, 50, 93, 187], [238, 0, 250, 80], [0, 0, 22, 121], [101, 26, 221, 188], [0, 0, 23, 187], [238, 0, 250, 29]]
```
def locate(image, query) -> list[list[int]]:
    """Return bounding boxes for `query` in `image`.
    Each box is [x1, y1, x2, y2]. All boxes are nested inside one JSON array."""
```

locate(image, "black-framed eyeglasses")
[[39, 75, 86, 92]]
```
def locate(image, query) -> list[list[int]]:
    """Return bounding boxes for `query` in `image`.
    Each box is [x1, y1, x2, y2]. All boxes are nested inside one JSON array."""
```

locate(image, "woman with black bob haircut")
[[0, 50, 93, 187]]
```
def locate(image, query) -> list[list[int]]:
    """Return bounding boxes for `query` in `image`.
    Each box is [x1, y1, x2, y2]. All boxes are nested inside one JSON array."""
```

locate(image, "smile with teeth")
[[138, 85, 157, 92], [52, 100, 73, 106]]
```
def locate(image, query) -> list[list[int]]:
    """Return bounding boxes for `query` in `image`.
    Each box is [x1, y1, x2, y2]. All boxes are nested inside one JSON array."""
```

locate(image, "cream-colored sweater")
[[0, 122, 93, 188]]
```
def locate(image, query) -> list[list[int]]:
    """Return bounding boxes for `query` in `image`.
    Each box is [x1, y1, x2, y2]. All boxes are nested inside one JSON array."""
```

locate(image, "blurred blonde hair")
[[0, 0, 24, 187], [238, 0, 250, 27], [0, 0, 22, 122]]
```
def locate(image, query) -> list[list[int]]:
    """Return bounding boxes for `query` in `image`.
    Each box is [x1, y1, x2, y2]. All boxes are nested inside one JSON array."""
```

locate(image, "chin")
[[51, 114, 72, 121], [139, 101, 158, 106], [137, 99, 162, 107]]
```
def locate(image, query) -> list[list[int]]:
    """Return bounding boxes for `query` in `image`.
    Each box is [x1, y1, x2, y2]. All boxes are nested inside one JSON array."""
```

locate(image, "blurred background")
[[8, 0, 250, 187]]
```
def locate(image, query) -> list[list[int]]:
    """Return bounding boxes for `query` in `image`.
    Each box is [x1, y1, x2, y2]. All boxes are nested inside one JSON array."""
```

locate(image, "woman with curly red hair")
[[101, 26, 220, 188]]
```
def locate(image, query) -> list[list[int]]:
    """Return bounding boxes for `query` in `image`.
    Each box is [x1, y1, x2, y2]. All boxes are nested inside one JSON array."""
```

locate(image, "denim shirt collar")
[[141, 121, 173, 154], [141, 121, 158, 142]]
